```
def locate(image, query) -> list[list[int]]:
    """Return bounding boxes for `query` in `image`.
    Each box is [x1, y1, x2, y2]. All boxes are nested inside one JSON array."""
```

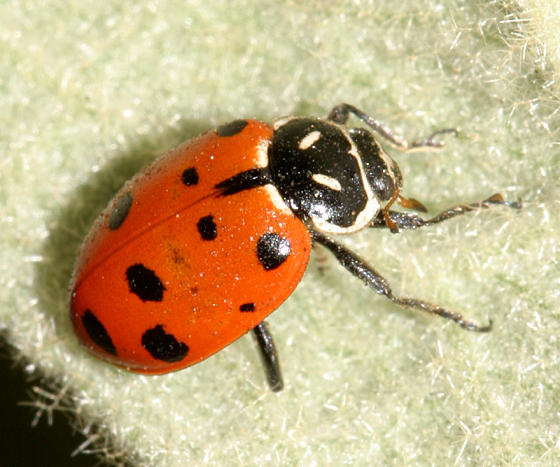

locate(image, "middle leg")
[[370, 193, 522, 231], [312, 231, 492, 332]]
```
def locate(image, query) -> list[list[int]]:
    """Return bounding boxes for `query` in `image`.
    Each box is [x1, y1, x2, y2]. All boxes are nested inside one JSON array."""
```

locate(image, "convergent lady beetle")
[[70, 104, 520, 391]]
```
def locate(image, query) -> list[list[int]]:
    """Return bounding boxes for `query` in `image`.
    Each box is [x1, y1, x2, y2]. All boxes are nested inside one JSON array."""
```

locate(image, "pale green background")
[[1, 0, 558, 465]]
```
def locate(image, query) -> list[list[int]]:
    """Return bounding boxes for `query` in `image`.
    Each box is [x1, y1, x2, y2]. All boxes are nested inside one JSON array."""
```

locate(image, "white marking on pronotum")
[[272, 116, 295, 131], [298, 130, 321, 150], [312, 173, 342, 191], [311, 121, 381, 234]]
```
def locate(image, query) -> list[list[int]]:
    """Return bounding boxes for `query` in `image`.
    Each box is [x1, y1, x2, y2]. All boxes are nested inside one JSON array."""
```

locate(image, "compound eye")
[[371, 172, 397, 201]]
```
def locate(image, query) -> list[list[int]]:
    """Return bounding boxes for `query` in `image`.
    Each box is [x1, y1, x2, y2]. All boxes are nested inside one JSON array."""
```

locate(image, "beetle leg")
[[381, 191, 431, 233], [312, 231, 493, 332], [380, 187, 400, 233], [397, 194, 428, 213], [252, 321, 283, 392], [327, 103, 457, 152], [370, 193, 522, 231]]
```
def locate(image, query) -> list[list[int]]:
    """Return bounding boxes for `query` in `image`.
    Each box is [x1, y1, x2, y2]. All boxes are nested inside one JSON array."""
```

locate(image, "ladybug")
[[70, 103, 521, 391]]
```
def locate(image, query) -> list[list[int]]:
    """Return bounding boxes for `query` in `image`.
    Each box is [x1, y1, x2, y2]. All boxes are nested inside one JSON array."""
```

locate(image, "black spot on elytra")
[[82, 309, 117, 356], [141, 325, 189, 362], [181, 167, 199, 186], [240, 302, 255, 312], [257, 232, 291, 271], [197, 215, 217, 241], [108, 191, 133, 230], [126, 264, 166, 302], [217, 120, 248, 137]]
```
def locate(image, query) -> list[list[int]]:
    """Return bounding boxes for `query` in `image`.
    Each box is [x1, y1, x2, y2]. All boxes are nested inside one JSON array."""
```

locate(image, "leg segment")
[[370, 193, 522, 231], [327, 103, 457, 152], [312, 231, 492, 332], [252, 321, 283, 392]]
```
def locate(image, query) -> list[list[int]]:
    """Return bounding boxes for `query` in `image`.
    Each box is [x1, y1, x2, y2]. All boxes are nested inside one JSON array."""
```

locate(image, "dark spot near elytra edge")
[[108, 191, 133, 230], [141, 325, 189, 362], [82, 309, 117, 356], [257, 232, 291, 271], [239, 302, 255, 312], [181, 167, 199, 186], [217, 120, 248, 137]]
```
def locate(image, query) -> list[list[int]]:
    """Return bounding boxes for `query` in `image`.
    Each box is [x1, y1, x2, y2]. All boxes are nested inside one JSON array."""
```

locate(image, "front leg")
[[371, 193, 522, 231], [327, 103, 457, 152], [312, 231, 492, 332]]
